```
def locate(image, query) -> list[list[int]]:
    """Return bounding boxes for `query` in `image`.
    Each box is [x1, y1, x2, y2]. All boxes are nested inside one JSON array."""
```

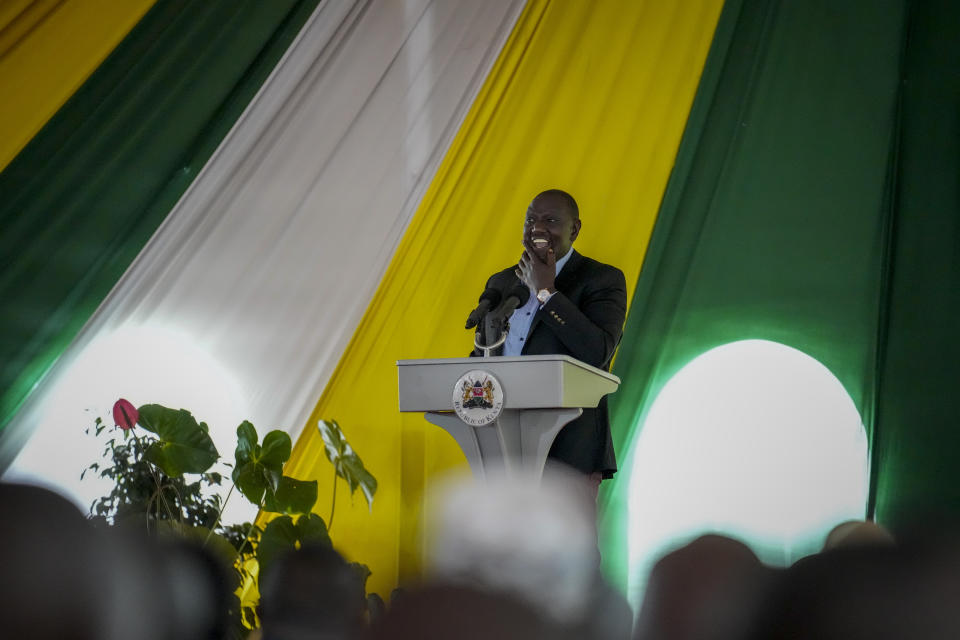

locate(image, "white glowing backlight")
[[626, 340, 869, 607]]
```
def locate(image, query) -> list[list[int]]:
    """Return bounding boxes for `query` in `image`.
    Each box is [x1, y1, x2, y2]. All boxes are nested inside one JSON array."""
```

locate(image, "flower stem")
[[328, 464, 338, 532], [203, 483, 235, 547], [131, 429, 179, 525], [235, 499, 264, 559]]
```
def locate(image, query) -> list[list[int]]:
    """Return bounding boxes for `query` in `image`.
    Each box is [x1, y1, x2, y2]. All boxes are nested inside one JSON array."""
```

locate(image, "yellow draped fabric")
[[284, 0, 725, 598], [0, 0, 156, 171]]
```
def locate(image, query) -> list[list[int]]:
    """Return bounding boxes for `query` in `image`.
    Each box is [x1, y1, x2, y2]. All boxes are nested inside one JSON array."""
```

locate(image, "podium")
[[397, 355, 620, 478]]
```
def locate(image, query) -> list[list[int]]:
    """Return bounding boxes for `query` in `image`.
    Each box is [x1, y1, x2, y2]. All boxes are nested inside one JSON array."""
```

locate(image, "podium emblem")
[[452, 369, 504, 426]]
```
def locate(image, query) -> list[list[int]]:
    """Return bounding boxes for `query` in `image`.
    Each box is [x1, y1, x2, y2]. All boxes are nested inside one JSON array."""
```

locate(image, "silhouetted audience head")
[[87, 514, 236, 640], [421, 465, 634, 638], [822, 519, 896, 551], [363, 582, 557, 640], [0, 482, 111, 640], [423, 466, 602, 627], [1, 481, 238, 640], [633, 534, 771, 640], [748, 535, 960, 640], [24, 473, 960, 640], [259, 543, 366, 640], [156, 539, 234, 640]]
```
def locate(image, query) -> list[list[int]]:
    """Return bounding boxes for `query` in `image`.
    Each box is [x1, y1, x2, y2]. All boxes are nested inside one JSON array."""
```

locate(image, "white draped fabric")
[[5, 0, 525, 522]]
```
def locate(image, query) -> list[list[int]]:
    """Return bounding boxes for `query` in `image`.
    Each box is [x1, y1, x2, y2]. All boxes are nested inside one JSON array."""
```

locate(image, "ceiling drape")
[[0, 0, 322, 463], [0, 0, 156, 171]]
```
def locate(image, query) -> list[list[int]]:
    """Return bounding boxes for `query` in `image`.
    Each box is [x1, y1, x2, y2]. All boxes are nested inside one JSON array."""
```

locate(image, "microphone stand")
[[474, 313, 508, 357]]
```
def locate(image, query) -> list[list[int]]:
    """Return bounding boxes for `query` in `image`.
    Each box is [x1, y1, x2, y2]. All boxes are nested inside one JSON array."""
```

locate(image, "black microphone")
[[488, 282, 530, 323], [465, 287, 503, 329]]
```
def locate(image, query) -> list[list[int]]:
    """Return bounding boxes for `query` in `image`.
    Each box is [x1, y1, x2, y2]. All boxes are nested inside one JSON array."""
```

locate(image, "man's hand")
[[515, 239, 556, 293]]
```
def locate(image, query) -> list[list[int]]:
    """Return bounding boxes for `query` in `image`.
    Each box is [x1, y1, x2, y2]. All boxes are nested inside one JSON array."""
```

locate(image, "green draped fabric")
[[872, 0, 960, 525], [0, 0, 321, 451], [600, 0, 916, 588]]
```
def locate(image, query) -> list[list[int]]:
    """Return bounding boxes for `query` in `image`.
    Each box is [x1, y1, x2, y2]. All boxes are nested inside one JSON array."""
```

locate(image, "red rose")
[[113, 399, 139, 430]]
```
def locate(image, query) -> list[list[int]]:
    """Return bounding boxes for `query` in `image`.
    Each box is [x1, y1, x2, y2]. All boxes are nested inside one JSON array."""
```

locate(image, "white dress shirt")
[[502, 249, 573, 356]]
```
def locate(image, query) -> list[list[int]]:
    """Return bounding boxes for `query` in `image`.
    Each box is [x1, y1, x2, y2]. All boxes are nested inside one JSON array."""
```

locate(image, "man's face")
[[523, 193, 581, 260]]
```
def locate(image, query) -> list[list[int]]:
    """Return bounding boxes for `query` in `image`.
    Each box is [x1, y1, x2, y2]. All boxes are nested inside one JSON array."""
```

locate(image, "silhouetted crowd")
[[3, 471, 960, 640]]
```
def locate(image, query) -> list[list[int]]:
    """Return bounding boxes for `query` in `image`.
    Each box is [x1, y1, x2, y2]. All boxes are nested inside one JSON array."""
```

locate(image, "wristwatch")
[[536, 288, 555, 305]]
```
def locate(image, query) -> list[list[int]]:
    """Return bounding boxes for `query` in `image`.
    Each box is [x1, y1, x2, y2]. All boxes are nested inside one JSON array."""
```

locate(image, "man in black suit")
[[472, 189, 628, 488]]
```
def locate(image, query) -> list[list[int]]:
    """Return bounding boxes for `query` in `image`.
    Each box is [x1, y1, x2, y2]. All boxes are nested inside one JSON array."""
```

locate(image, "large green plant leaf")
[[235, 421, 257, 458], [232, 424, 292, 506], [262, 475, 318, 515], [318, 419, 377, 510], [257, 513, 331, 579], [260, 430, 291, 467], [319, 418, 345, 461], [339, 447, 377, 507], [137, 404, 219, 476], [296, 512, 330, 543]]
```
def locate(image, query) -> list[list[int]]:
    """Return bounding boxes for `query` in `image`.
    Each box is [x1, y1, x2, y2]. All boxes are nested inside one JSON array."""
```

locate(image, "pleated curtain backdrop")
[[4, 0, 960, 607], [0, 0, 322, 462], [600, 0, 960, 593], [283, 0, 725, 597], [870, 0, 960, 526], [0, 0, 157, 170], [600, 0, 904, 589], [3, 0, 529, 531]]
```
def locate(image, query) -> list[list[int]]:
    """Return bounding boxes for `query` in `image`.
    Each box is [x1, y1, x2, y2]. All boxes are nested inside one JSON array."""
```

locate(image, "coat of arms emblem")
[[452, 370, 504, 426]]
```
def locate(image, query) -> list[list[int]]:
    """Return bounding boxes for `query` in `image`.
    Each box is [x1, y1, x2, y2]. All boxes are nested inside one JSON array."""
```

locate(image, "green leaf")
[[136, 404, 219, 476], [318, 419, 346, 463], [257, 513, 333, 581], [257, 515, 298, 579], [295, 513, 331, 547], [232, 425, 292, 506], [265, 467, 282, 493], [262, 475, 318, 515], [232, 422, 259, 487], [317, 419, 377, 510], [235, 421, 257, 460], [233, 462, 268, 506], [260, 430, 292, 470], [339, 448, 377, 509]]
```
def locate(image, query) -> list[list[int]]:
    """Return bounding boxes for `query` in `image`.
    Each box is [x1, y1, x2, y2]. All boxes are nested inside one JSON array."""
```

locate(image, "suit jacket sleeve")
[[538, 264, 627, 369]]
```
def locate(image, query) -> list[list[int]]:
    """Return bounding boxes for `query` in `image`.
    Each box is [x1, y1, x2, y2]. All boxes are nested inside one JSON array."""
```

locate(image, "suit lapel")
[[554, 250, 584, 291]]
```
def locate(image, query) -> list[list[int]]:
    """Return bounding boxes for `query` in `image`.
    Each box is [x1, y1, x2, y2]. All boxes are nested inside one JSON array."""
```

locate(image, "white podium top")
[[396, 355, 620, 412]]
